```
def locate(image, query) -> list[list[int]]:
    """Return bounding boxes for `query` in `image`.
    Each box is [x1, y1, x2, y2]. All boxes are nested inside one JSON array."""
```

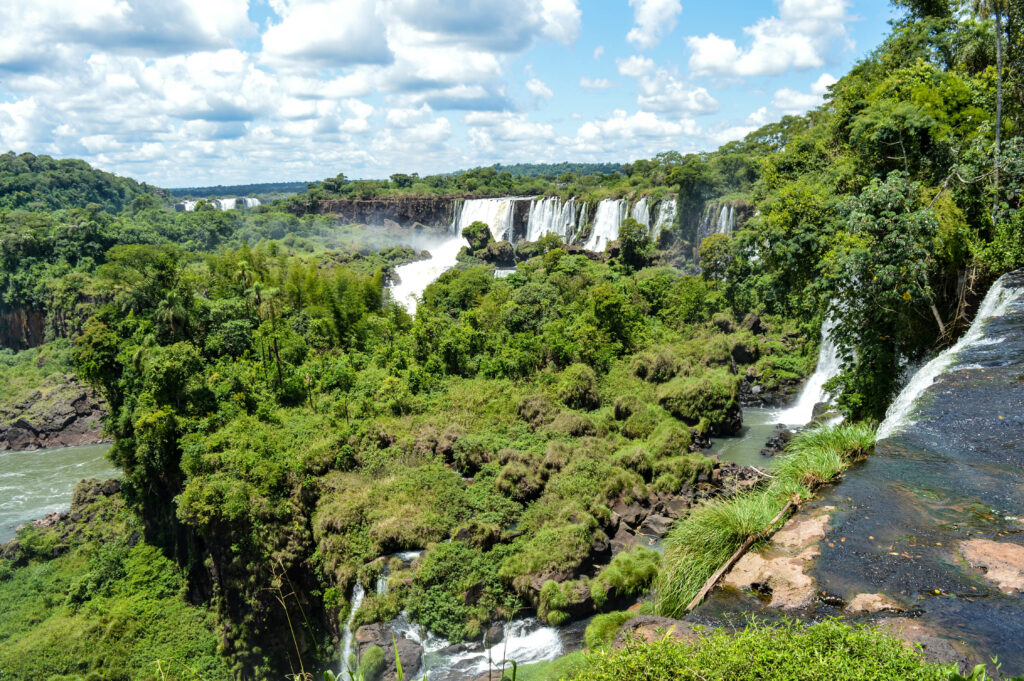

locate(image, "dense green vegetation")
[[0, 152, 161, 213], [567, 619, 958, 681], [169, 181, 310, 199], [0, 1, 1022, 679]]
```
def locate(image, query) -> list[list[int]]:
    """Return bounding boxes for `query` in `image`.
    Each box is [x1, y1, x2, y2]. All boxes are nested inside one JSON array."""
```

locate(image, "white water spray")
[[877, 275, 1024, 439], [630, 197, 651, 228], [652, 198, 676, 240], [526, 197, 578, 242], [389, 237, 467, 314], [775, 315, 842, 426], [339, 582, 365, 675]]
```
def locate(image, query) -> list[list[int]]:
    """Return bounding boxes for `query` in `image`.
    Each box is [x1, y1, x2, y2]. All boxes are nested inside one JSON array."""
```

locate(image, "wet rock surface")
[[696, 269, 1024, 674], [0, 375, 107, 450], [355, 623, 423, 681]]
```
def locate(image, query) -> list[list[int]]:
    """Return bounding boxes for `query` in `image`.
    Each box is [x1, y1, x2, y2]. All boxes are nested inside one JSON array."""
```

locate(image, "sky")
[[0, 0, 897, 187]]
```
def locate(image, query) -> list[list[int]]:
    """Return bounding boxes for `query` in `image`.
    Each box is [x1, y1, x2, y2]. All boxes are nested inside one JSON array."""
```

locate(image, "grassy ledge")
[[655, 422, 876, 617]]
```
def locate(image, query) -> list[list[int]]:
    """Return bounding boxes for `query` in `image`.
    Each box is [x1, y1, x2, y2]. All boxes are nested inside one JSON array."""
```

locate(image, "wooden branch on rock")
[[685, 499, 798, 613]]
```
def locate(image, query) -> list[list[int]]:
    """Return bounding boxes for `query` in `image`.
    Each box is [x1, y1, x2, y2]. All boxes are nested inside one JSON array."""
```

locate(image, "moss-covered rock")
[[656, 371, 740, 435], [631, 346, 681, 383], [647, 420, 693, 459], [621, 405, 661, 440], [462, 220, 493, 251]]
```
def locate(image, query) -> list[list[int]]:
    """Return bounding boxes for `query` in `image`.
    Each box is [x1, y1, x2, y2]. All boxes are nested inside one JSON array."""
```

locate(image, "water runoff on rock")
[[337, 551, 563, 681], [876, 273, 1024, 440]]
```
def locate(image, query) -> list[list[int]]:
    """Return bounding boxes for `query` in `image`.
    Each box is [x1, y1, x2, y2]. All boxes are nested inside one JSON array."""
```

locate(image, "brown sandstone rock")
[[961, 539, 1024, 592]]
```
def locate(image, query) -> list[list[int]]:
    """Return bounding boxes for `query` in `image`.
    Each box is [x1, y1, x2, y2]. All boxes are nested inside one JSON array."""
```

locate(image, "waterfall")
[[454, 198, 519, 242], [526, 197, 578, 242], [584, 199, 627, 251], [651, 198, 676, 240], [180, 200, 198, 212], [389, 237, 467, 314], [240, 197, 260, 208], [716, 204, 734, 235], [339, 582, 366, 675], [630, 197, 651, 228], [775, 315, 842, 426], [877, 275, 1024, 439]]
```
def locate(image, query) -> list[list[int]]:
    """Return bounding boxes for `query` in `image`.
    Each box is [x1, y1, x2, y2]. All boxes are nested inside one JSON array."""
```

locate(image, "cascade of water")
[[630, 197, 651, 228], [181, 200, 198, 212], [775, 315, 842, 426], [877, 275, 1024, 439], [454, 198, 519, 242], [697, 202, 715, 240], [584, 199, 627, 251], [215, 198, 238, 211], [526, 197, 577, 242], [339, 582, 366, 675], [651, 198, 676, 240], [574, 202, 589, 244], [389, 236, 467, 314], [716, 204, 733, 235], [239, 197, 260, 208]]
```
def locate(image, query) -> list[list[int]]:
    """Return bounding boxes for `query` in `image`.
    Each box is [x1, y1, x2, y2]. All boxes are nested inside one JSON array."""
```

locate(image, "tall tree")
[[973, 0, 1008, 213]]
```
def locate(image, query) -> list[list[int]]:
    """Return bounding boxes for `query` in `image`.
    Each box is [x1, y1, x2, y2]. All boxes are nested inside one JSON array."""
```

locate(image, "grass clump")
[[584, 610, 639, 650], [568, 619, 955, 681], [656, 422, 875, 617], [656, 370, 739, 432]]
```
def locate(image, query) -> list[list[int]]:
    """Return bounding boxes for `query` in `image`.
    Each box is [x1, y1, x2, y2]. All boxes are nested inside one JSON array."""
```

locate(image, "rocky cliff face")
[[295, 197, 459, 230], [0, 375, 107, 451], [0, 307, 46, 350]]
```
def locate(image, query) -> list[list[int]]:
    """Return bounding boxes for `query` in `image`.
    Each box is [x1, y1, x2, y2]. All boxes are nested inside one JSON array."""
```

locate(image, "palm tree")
[[973, 0, 1007, 214]]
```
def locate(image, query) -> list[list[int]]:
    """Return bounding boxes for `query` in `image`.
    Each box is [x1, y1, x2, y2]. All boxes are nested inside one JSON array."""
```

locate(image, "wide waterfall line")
[[876, 274, 1024, 439], [450, 195, 671, 251], [177, 197, 260, 212], [775, 314, 842, 426]]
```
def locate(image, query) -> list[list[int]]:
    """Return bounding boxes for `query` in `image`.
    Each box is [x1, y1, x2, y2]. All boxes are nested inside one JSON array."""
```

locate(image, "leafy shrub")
[[360, 644, 385, 681], [557, 363, 601, 410], [613, 395, 642, 420], [496, 461, 544, 502], [631, 346, 681, 383], [613, 445, 653, 479], [647, 421, 692, 459], [621, 405, 661, 440], [548, 411, 597, 437], [656, 371, 738, 430]]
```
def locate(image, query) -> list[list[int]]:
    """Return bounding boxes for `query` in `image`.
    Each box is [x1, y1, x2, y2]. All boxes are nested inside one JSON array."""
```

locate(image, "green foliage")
[[557, 364, 601, 411], [360, 645, 385, 681], [656, 371, 738, 431], [584, 611, 639, 650], [568, 619, 956, 681]]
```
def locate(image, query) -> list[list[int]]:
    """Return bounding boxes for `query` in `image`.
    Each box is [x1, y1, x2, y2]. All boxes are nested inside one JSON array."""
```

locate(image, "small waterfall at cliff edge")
[[774, 314, 842, 426], [651, 198, 676, 240], [584, 199, 628, 251], [338, 582, 366, 675], [454, 198, 520, 242], [630, 197, 651, 228], [877, 274, 1024, 439], [526, 197, 579, 242]]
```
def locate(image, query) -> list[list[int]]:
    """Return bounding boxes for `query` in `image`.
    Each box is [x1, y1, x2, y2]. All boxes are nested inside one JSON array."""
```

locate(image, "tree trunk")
[[995, 8, 1004, 217]]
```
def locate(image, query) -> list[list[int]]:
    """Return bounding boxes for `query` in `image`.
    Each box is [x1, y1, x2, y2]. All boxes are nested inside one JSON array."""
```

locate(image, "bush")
[[548, 412, 597, 437], [571, 619, 953, 681], [360, 644, 385, 681], [557, 363, 601, 410], [656, 371, 738, 432], [585, 611, 639, 650], [596, 546, 661, 596], [613, 445, 653, 479], [613, 395, 642, 420], [631, 347, 681, 383], [496, 461, 544, 502], [462, 220, 493, 251], [622, 405, 661, 440], [647, 421, 692, 459]]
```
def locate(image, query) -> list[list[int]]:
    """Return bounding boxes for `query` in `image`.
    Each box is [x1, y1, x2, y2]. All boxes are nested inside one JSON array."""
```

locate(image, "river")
[[0, 443, 116, 543]]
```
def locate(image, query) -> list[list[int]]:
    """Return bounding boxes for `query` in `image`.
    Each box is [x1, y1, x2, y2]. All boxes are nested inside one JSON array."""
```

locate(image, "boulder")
[[355, 623, 423, 681], [612, 616, 698, 648]]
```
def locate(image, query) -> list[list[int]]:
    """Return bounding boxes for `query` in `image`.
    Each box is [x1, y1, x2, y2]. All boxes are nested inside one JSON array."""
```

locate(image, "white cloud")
[[747, 106, 771, 126], [262, 0, 392, 68], [618, 57, 719, 115], [617, 56, 656, 78], [687, 0, 852, 77], [772, 72, 836, 114], [526, 77, 554, 99], [593, 46, 605, 59], [580, 77, 613, 90], [627, 0, 682, 50]]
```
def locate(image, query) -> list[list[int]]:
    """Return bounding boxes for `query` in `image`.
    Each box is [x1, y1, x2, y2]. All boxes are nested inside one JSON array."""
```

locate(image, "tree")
[[972, 0, 1009, 212], [617, 217, 651, 269]]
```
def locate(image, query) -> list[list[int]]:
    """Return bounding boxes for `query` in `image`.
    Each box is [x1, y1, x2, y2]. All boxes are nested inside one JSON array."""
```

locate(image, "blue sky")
[[0, 0, 896, 187]]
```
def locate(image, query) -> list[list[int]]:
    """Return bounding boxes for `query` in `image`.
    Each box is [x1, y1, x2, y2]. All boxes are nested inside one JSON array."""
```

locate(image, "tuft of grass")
[[656, 422, 875, 617], [585, 611, 640, 650]]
